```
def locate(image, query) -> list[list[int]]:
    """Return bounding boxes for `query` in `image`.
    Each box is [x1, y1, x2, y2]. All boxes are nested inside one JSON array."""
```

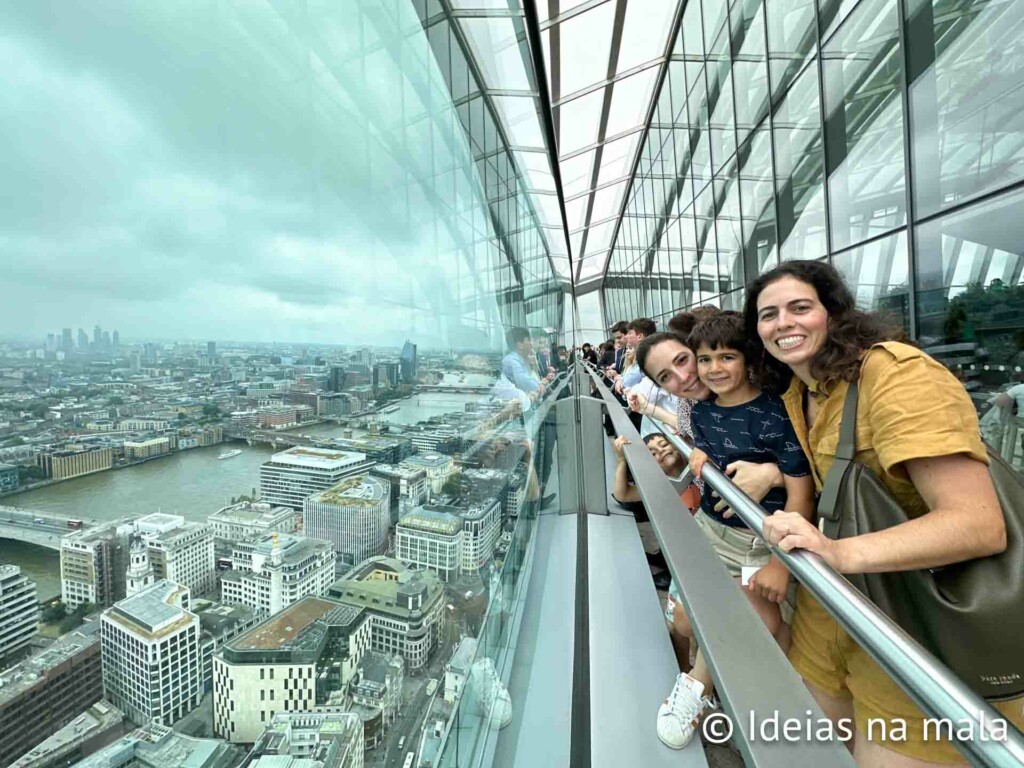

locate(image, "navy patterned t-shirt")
[[691, 390, 811, 528]]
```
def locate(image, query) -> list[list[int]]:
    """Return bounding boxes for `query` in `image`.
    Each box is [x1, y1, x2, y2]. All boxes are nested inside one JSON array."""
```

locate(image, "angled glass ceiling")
[[541, 0, 679, 284], [446, 0, 680, 287]]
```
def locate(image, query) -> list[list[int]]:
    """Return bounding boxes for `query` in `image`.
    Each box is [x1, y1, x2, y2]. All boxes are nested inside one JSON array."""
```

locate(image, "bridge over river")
[[0, 506, 98, 550]]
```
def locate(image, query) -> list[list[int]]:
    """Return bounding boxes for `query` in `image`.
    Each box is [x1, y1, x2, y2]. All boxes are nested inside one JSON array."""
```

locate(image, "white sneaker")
[[471, 657, 512, 729], [657, 673, 713, 749]]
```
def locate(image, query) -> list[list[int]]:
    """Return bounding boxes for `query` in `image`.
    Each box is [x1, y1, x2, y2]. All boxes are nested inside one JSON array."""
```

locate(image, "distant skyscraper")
[[329, 365, 347, 393], [77, 328, 89, 350], [93, 324, 102, 347], [112, 330, 120, 347], [207, 341, 216, 358], [101, 330, 110, 348], [400, 341, 417, 382], [46, 333, 56, 352], [61, 328, 73, 351], [143, 343, 157, 363], [129, 352, 142, 372]]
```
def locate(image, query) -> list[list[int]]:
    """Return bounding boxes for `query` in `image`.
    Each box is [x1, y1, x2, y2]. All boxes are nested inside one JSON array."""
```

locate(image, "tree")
[[202, 403, 220, 417], [177, 412, 188, 421], [41, 602, 67, 624], [441, 474, 462, 498], [106, 395, 124, 406]]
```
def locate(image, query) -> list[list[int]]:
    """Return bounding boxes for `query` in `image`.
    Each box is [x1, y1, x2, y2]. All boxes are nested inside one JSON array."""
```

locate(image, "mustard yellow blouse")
[[780, 341, 989, 519]]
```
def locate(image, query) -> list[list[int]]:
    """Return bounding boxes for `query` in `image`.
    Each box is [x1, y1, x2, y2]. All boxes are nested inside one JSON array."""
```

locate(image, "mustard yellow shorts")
[[789, 584, 1024, 763]]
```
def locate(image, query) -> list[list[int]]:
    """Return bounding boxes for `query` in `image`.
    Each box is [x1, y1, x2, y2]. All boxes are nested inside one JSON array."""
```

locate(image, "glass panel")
[[460, 17, 532, 91], [732, 0, 770, 141], [907, 0, 1024, 218], [739, 128, 779, 273], [765, 0, 817, 101], [617, 0, 677, 73], [556, 2, 617, 96], [823, 0, 907, 250], [832, 230, 910, 332], [774, 61, 828, 261], [557, 89, 605, 155], [605, 68, 659, 138]]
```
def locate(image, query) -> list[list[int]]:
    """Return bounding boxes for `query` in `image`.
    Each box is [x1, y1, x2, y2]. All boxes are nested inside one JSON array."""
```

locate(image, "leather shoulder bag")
[[817, 378, 1024, 701]]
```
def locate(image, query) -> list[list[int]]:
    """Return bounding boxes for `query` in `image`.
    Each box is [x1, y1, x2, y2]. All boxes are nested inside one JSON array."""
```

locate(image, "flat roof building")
[[221, 533, 335, 615], [69, 721, 243, 768], [100, 580, 203, 727], [245, 712, 363, 768], [260, 447, 375, 510], [10, 700, 125, 768], [213, 597, 371, 744], [0, 564, 38, 667], [328, 557, 444, 670], [208, 501, 298, 544], [395, 509, 463, 583], [304, 474, 390, 568], [0, 625, 103, 767]]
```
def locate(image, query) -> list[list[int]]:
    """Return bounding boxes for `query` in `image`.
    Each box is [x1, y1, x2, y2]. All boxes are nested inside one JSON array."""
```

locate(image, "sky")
[[0, 2, 529, 350]]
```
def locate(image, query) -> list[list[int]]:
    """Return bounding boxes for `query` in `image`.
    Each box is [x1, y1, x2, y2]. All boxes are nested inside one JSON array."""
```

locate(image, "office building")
[[369, 463, 428, 524], [260, 447, 375, 510], [402, 426, 461, 455], [100, 581, 202, 727], [328, 557, 444, 670], [135, 513, 216, 596], [208, 501, 298, 544], [69, 721, 243, 768], [61, 519, 134, 609], [10, 700, 124, 768], [77, 328, 89, 350], [399, 341, 417, 382], [0, 463, 19, 493], [0, 565, 38, 667], [221, 533, 335, 615], [245, 712, 363, 768], [399, 452, 454, 495], [303, 474, 390, 568], [328, 365, 347, 393], [213, 597, 371, 744], [61, 328, 73, 351], [423, 501, 501, 575], [0, 626, 105, 767], [37, 447, 113, 481], [207, 341, 216, 358], [123, 437, 170, 461], [395, 509, 463, 583], [111, 330, 119, 347]]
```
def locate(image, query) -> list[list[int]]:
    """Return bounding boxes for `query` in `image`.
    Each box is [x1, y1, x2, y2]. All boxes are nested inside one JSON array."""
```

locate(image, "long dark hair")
[[744, 260, 903, 393]]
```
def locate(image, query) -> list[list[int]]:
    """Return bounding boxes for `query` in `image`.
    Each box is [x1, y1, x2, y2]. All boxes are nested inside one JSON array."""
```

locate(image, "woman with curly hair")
[[747, 259, 1019, 767]]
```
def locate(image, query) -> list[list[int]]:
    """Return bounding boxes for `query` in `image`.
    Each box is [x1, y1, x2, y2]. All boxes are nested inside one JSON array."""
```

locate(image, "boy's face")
[[646, 435, 683, 474], [696, 344, 748, 397]]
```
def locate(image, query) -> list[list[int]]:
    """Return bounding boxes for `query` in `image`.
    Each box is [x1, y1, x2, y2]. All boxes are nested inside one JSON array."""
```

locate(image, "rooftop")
[[310, 473, 388, 507], [266, 446, 368, 471], [209, 501, 295, 524], [0, 627, 100, 706], [72, 721, 240, 768], [10, 701, 123, 767], [401, 452, 453, 468], [398, 509, 463, 536], [197, 602, 258, 638], [234, 532, 332, 564], [226, 596, 339, 653], [107, 580, 193, 637], [370, 463, 425, 479]]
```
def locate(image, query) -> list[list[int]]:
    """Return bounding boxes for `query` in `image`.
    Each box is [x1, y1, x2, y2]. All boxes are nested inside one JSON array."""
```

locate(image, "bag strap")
[[817, 379, 859, 538]]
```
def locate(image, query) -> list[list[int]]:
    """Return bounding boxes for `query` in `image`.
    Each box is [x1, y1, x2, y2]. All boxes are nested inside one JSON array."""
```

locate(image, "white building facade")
[[100, 580, 203, 726], [399, 453, 454, 496], [303, 474, 390, 567], [0, 565, 37, 665], [259, 447, 375, 510], [135, 513, 216, 596], [208, 501, 298, 543], [221, 533, 336, 615], [395, 509, 463, 583]]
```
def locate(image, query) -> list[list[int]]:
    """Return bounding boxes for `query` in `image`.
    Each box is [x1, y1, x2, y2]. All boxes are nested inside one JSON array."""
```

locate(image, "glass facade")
[[601, 0, 1024, 464]]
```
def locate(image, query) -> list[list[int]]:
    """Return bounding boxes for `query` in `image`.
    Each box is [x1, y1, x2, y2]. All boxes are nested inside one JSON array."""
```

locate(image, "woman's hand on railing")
[[748, 558, 790, 604], [626, 391, 647, 415], [763, 511, 846, 571], [714, 461, 784, 519]]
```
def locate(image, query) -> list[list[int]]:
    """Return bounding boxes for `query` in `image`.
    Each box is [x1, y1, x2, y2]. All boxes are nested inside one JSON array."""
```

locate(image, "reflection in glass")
[[823, 0, 907, 250], [765, 0, 818, 101], [907, 0, 1024, 218], [832, 231, 910, 332]]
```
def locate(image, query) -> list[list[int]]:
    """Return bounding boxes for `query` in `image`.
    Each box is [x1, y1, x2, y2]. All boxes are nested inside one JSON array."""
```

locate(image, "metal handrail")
[[584, 363, 853, 767], [583, 363, 1024, 767]]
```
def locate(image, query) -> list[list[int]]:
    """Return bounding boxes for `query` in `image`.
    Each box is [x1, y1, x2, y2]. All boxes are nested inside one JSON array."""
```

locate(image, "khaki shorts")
[[667, 512, 794, 625], [789, 585, 1024, 763]]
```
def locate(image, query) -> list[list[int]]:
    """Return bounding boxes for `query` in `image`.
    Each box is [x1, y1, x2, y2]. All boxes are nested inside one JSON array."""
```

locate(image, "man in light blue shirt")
[[502, 327, 545, 398], [614, 318, 657, 395]]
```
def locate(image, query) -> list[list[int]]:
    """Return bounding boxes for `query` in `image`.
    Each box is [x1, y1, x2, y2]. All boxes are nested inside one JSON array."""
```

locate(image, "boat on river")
[[218, 449, 242, 460]]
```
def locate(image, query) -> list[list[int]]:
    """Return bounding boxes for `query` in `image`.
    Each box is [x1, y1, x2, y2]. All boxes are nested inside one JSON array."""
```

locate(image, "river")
[[0, 381, 495, 600]]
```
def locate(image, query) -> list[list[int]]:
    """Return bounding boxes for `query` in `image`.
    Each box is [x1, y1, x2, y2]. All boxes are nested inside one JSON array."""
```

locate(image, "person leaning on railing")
[[746, 260, 1022, 767]]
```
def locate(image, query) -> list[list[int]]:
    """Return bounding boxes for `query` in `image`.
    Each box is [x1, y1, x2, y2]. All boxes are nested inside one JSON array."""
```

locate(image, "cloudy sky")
[[1, 2, 509, 349]]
